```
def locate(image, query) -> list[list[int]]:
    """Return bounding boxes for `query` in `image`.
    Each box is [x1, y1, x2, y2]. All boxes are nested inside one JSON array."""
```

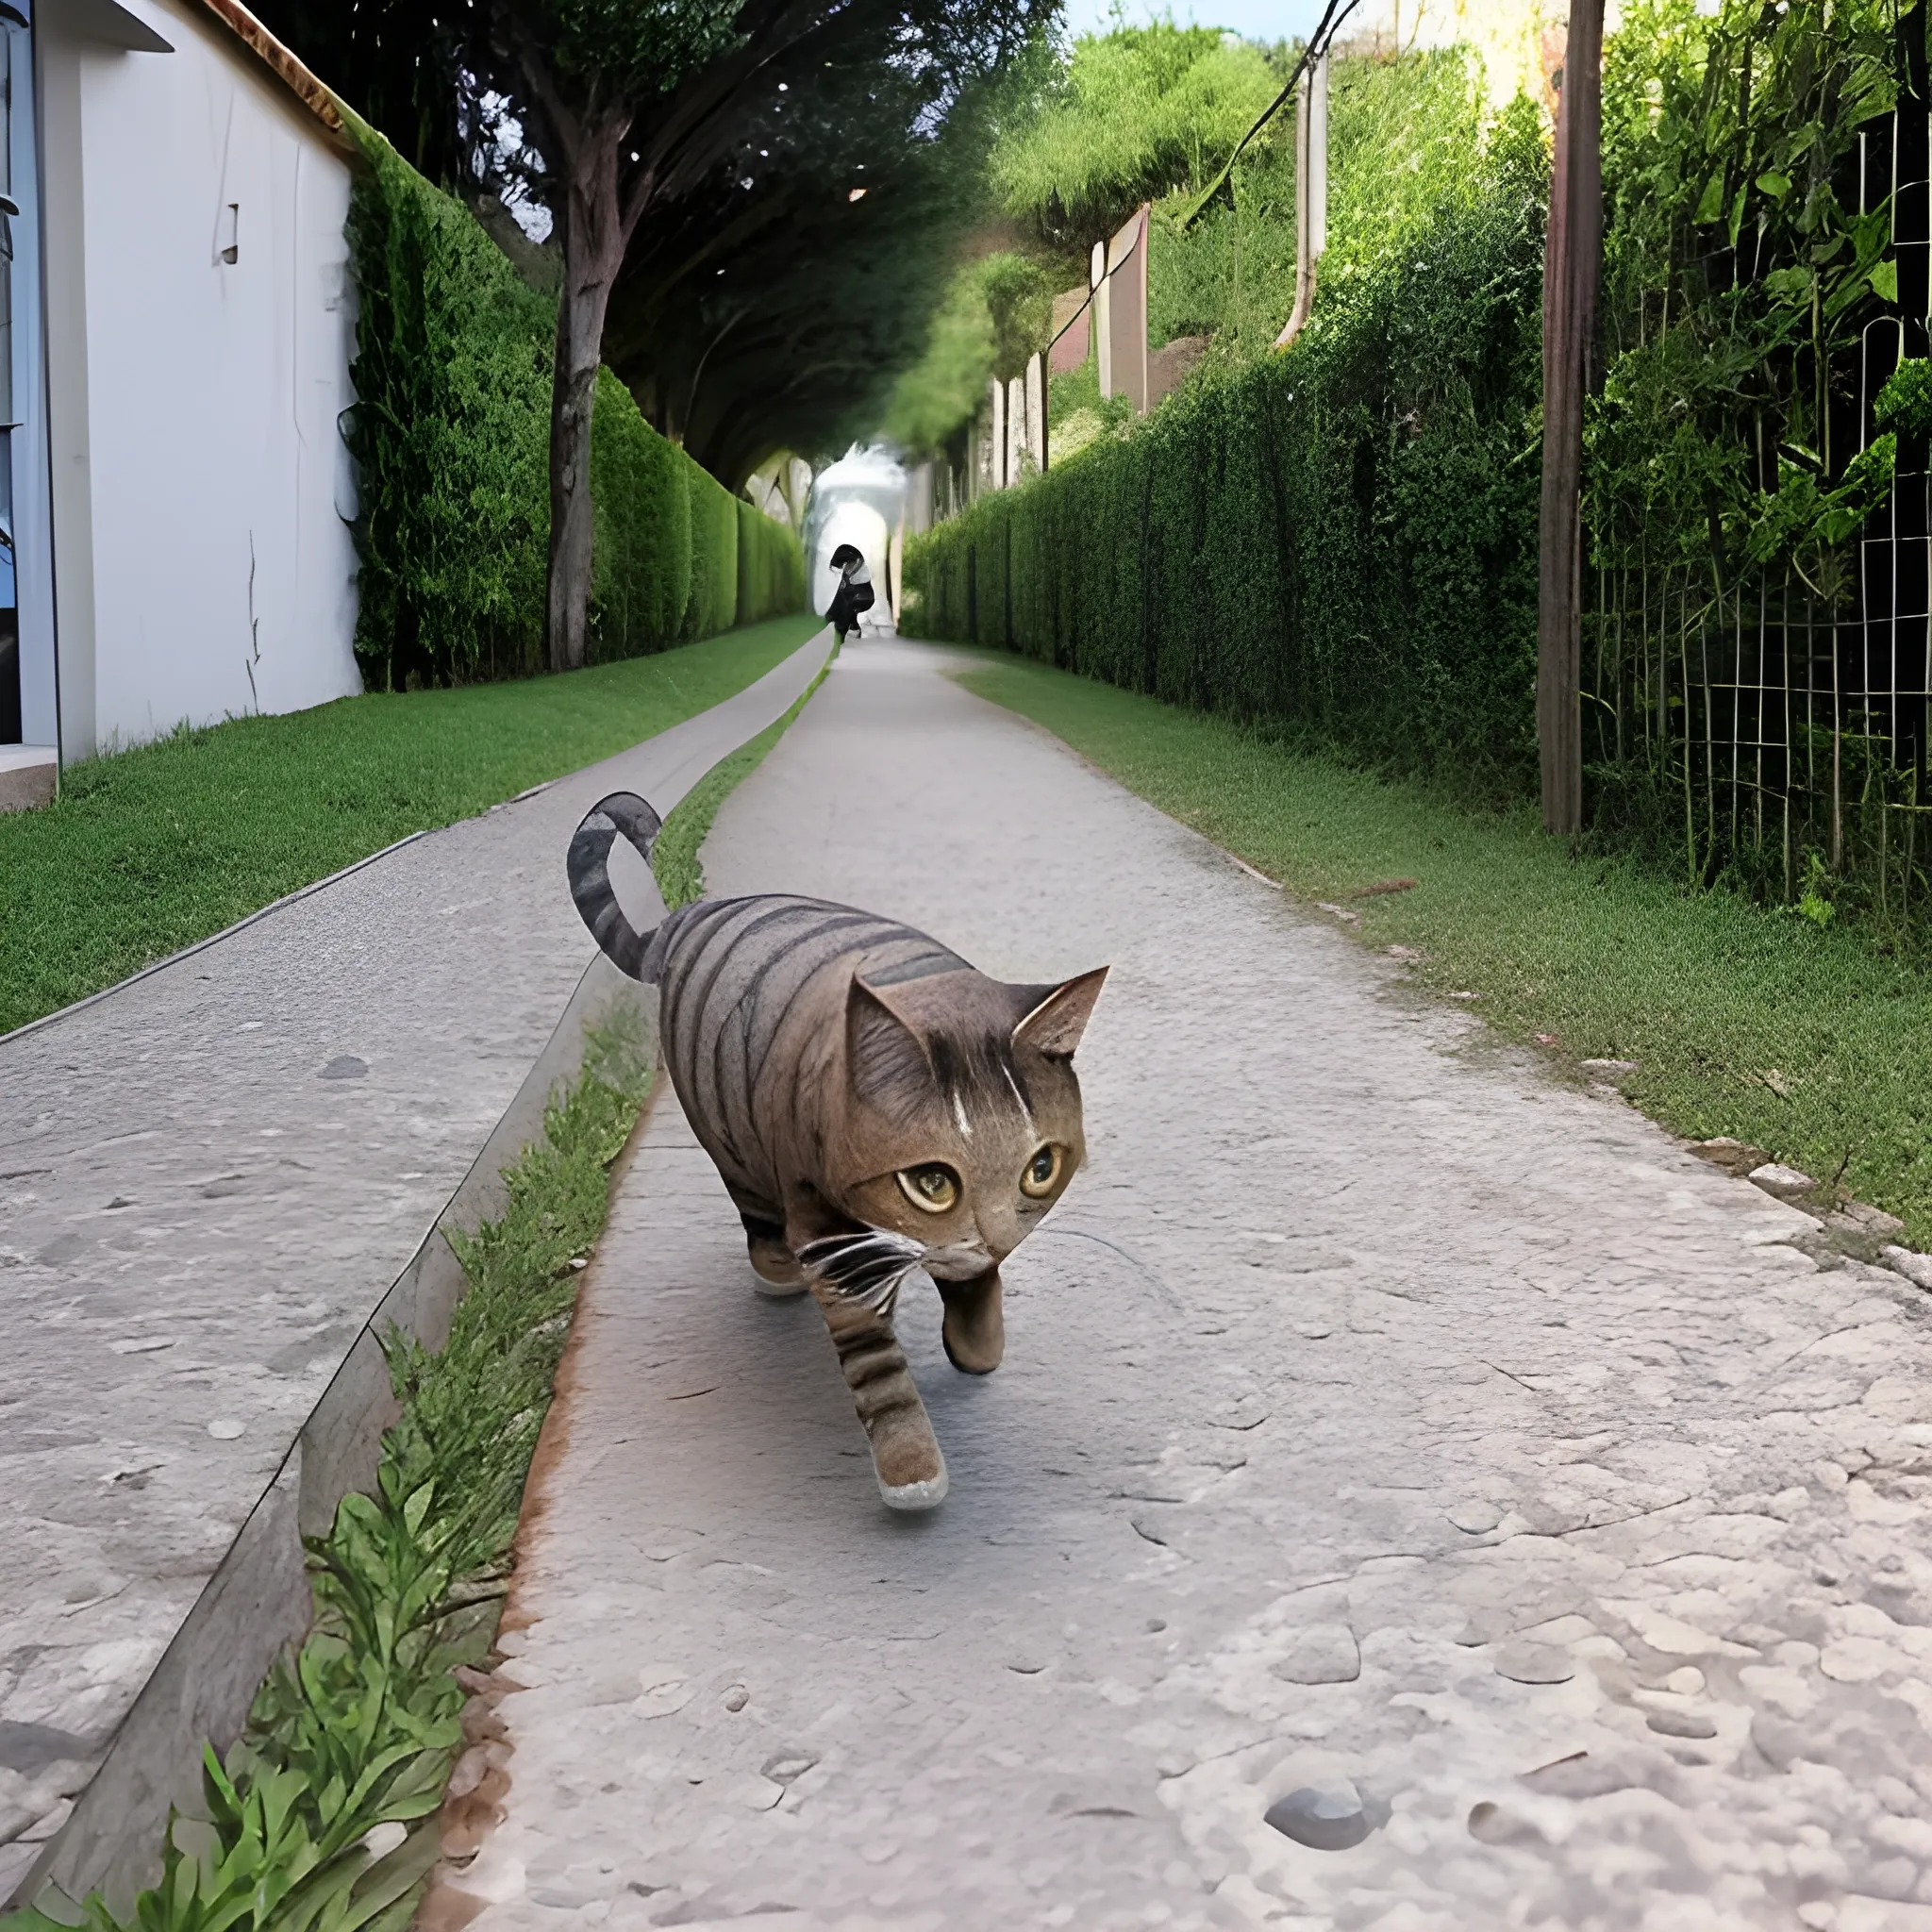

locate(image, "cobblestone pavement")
[[448, 640, 1932, 1932], [0, 631, 830, 1890]]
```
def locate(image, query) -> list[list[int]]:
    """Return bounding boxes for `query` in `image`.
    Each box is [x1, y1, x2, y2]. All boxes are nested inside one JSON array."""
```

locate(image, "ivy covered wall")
[[908, 89, 1550, 795], [342, 119, 805, 691]]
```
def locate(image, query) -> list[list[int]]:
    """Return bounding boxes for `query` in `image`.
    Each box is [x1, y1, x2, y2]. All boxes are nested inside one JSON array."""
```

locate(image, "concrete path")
[[0, 630, 831, 1891], [452, 640, 1932, 1932]]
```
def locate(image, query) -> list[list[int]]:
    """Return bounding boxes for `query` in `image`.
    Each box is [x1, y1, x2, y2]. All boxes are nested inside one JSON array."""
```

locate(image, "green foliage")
[[1, 1021, 653, 1932], [908, 68, 1548, 793], [1581, 0, 1912, 909], [343, 115, 554, 690], [1591, 0, 1901, 589], [683, 467, 741, 641], [525, 0, 743, 97], [964, 652, 1932, 1248], [344, 122, 803, 688], [880, 250, 1058, 454], [1148, 49, 1500, 366], [994, 24, 1280, 257], [735, 499, 808, 627], [590, 368, 692, 658], [1875, 356, 1932, 436]]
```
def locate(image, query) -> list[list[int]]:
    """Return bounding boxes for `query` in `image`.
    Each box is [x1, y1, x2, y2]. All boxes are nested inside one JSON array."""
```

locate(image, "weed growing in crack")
[[5, 1012, 652, 1932]]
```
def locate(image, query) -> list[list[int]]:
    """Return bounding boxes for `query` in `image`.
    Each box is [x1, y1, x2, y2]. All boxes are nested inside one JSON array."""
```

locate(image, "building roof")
[[192, 0, 352, 147]]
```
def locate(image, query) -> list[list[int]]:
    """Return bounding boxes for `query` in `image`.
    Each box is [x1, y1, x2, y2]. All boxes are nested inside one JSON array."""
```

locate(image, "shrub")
[[342, 115, 553, 690], [736, 497, 808, 625], [343, 118, 804, 685], [908, 89, 1549, 794], [684, 465, 742, 640], [590, 368, 692, 659]]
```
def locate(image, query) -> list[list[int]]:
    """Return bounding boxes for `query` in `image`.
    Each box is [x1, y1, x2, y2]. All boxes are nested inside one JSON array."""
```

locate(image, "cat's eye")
[[1020, 1144, 1065, 1198], [897, 1163, 961, 1213]]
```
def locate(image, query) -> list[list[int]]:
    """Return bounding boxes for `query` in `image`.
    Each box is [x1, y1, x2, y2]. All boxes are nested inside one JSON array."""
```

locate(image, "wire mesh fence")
[[1581, 0, 1932, 935]]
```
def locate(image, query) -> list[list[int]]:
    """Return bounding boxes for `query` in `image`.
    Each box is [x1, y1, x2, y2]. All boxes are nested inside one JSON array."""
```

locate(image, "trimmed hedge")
[[906, 101, 1548, 794], [590, 367, 692, 659], [683, 465, 741, 641], [343, 115, 553, 688], [737, 496, 809, 625], [343, 119, 804, 689]]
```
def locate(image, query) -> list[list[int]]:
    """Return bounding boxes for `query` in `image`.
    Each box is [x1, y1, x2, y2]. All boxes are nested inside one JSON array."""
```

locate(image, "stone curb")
[[9, 949, 660, 1915]]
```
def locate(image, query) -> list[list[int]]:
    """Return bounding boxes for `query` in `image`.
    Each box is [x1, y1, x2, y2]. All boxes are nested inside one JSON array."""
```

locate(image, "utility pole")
[[1275, 48, 1329, 350], [1535, 0, 1605, 837]]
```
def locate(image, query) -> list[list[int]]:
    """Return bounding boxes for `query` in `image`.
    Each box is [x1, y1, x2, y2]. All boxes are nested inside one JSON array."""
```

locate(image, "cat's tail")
[[568, 791, 664, 981]]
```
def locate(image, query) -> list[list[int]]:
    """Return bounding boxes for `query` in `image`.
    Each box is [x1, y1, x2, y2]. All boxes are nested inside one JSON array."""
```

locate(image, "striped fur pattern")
[[567, 791, 1108, 1511]]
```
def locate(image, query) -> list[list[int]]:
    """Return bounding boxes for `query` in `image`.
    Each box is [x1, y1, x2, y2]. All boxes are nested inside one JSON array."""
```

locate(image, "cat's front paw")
[[939, 1272, 1005, 1374], [871, 1424, 949, 1511], [877, 1459, 949, 1511]]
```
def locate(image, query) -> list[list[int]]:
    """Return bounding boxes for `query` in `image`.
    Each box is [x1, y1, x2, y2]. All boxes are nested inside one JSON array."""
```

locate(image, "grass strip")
[[0, 615, 822, 1035], [649, 639, 839, 910], [3, 1011, 654, 1932], [954, 653, 1932, 1248]]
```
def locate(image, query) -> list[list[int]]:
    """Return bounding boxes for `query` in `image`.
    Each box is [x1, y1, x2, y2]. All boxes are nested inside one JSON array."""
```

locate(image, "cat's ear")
[[846, 974, 933, 1108], [1011, 967, 1108, 1059]]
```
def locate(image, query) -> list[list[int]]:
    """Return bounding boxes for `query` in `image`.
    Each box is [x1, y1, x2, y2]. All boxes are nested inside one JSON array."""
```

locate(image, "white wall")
[[42, 0, 360, 759], [803, 446, 907, 623]]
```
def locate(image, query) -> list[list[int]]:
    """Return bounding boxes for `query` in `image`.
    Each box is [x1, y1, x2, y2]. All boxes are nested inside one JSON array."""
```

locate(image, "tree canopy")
[[991, 23, 1280, 262]]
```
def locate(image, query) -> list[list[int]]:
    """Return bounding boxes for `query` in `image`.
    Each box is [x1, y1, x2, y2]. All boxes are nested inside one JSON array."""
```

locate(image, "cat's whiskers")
[[798, 1227, 928, 1316]]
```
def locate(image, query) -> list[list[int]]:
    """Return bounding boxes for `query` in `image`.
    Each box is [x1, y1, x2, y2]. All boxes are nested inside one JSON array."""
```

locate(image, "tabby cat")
[[567, 791, 1107, 1511]]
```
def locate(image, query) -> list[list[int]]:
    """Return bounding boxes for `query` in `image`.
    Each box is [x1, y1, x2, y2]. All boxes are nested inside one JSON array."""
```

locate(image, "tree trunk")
[[547, 115, 629, 674], [1535, 0, 1605, 836]]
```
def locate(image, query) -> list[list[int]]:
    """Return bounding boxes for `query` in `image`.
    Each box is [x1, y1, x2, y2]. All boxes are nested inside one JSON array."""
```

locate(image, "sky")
[[1056, 0, 1333, 45]]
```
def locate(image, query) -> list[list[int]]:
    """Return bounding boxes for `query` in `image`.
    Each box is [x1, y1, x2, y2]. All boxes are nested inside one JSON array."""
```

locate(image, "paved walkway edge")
[[15, 950, 660, 1917]]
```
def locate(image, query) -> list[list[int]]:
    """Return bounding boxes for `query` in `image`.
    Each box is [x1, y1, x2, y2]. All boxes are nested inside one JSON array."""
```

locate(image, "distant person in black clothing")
[[826, 543, 875, 642]]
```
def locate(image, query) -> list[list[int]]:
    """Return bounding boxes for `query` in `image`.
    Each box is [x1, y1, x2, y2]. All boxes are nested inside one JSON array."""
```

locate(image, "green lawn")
[[955, 653, 1932, 1248], [0, 615, 823, 1034]]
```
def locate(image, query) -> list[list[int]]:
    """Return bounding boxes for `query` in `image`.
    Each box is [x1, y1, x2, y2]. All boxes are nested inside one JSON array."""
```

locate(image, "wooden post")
[[1536, 0, 1605, 837]]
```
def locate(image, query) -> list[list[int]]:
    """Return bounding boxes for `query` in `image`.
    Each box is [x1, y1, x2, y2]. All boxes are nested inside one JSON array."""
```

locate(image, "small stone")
[[1467, 1801, 1544, 1846], [1644, 1708, 1718, 1740], [1263, 1781, 1372, 1851], [1387, 946, 1424, 961], [761, 1753, 817, 1785], [1663, 1666, 1706, 1695], [1447, 1501, 1503, 1535], [723, 1684, 749, 1712], [1840, 1200, 1907, 1238], [1533, 1033, 1559, 1046], [1796, 1906, 1835, 1930], [1448, 991, 1478, 999], [1579, 1058, 1637, 1072], [361, 1822, 408, 1860], [1314, 903, 1361, 924], [1145, 1618, 1167, 1633], [320, 1055, 368, 1080], [1882, 1246, 1932, 1292], [1493, 1641, 1574, 1685], [206, 1419, 244, 1441], [1749, 1162, 1817, 1198], [446, 1745, 491, 1799], [1272, 1624, 1360, 1685]]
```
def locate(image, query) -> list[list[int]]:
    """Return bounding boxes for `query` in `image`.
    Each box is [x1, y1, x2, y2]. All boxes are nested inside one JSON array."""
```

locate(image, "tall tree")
[[451, 0, 1047, 671], [603, 39, 1011, 478]]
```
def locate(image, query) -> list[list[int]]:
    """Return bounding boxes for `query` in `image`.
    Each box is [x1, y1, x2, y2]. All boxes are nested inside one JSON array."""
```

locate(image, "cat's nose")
[[978, 1205, 1023, 1261]]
